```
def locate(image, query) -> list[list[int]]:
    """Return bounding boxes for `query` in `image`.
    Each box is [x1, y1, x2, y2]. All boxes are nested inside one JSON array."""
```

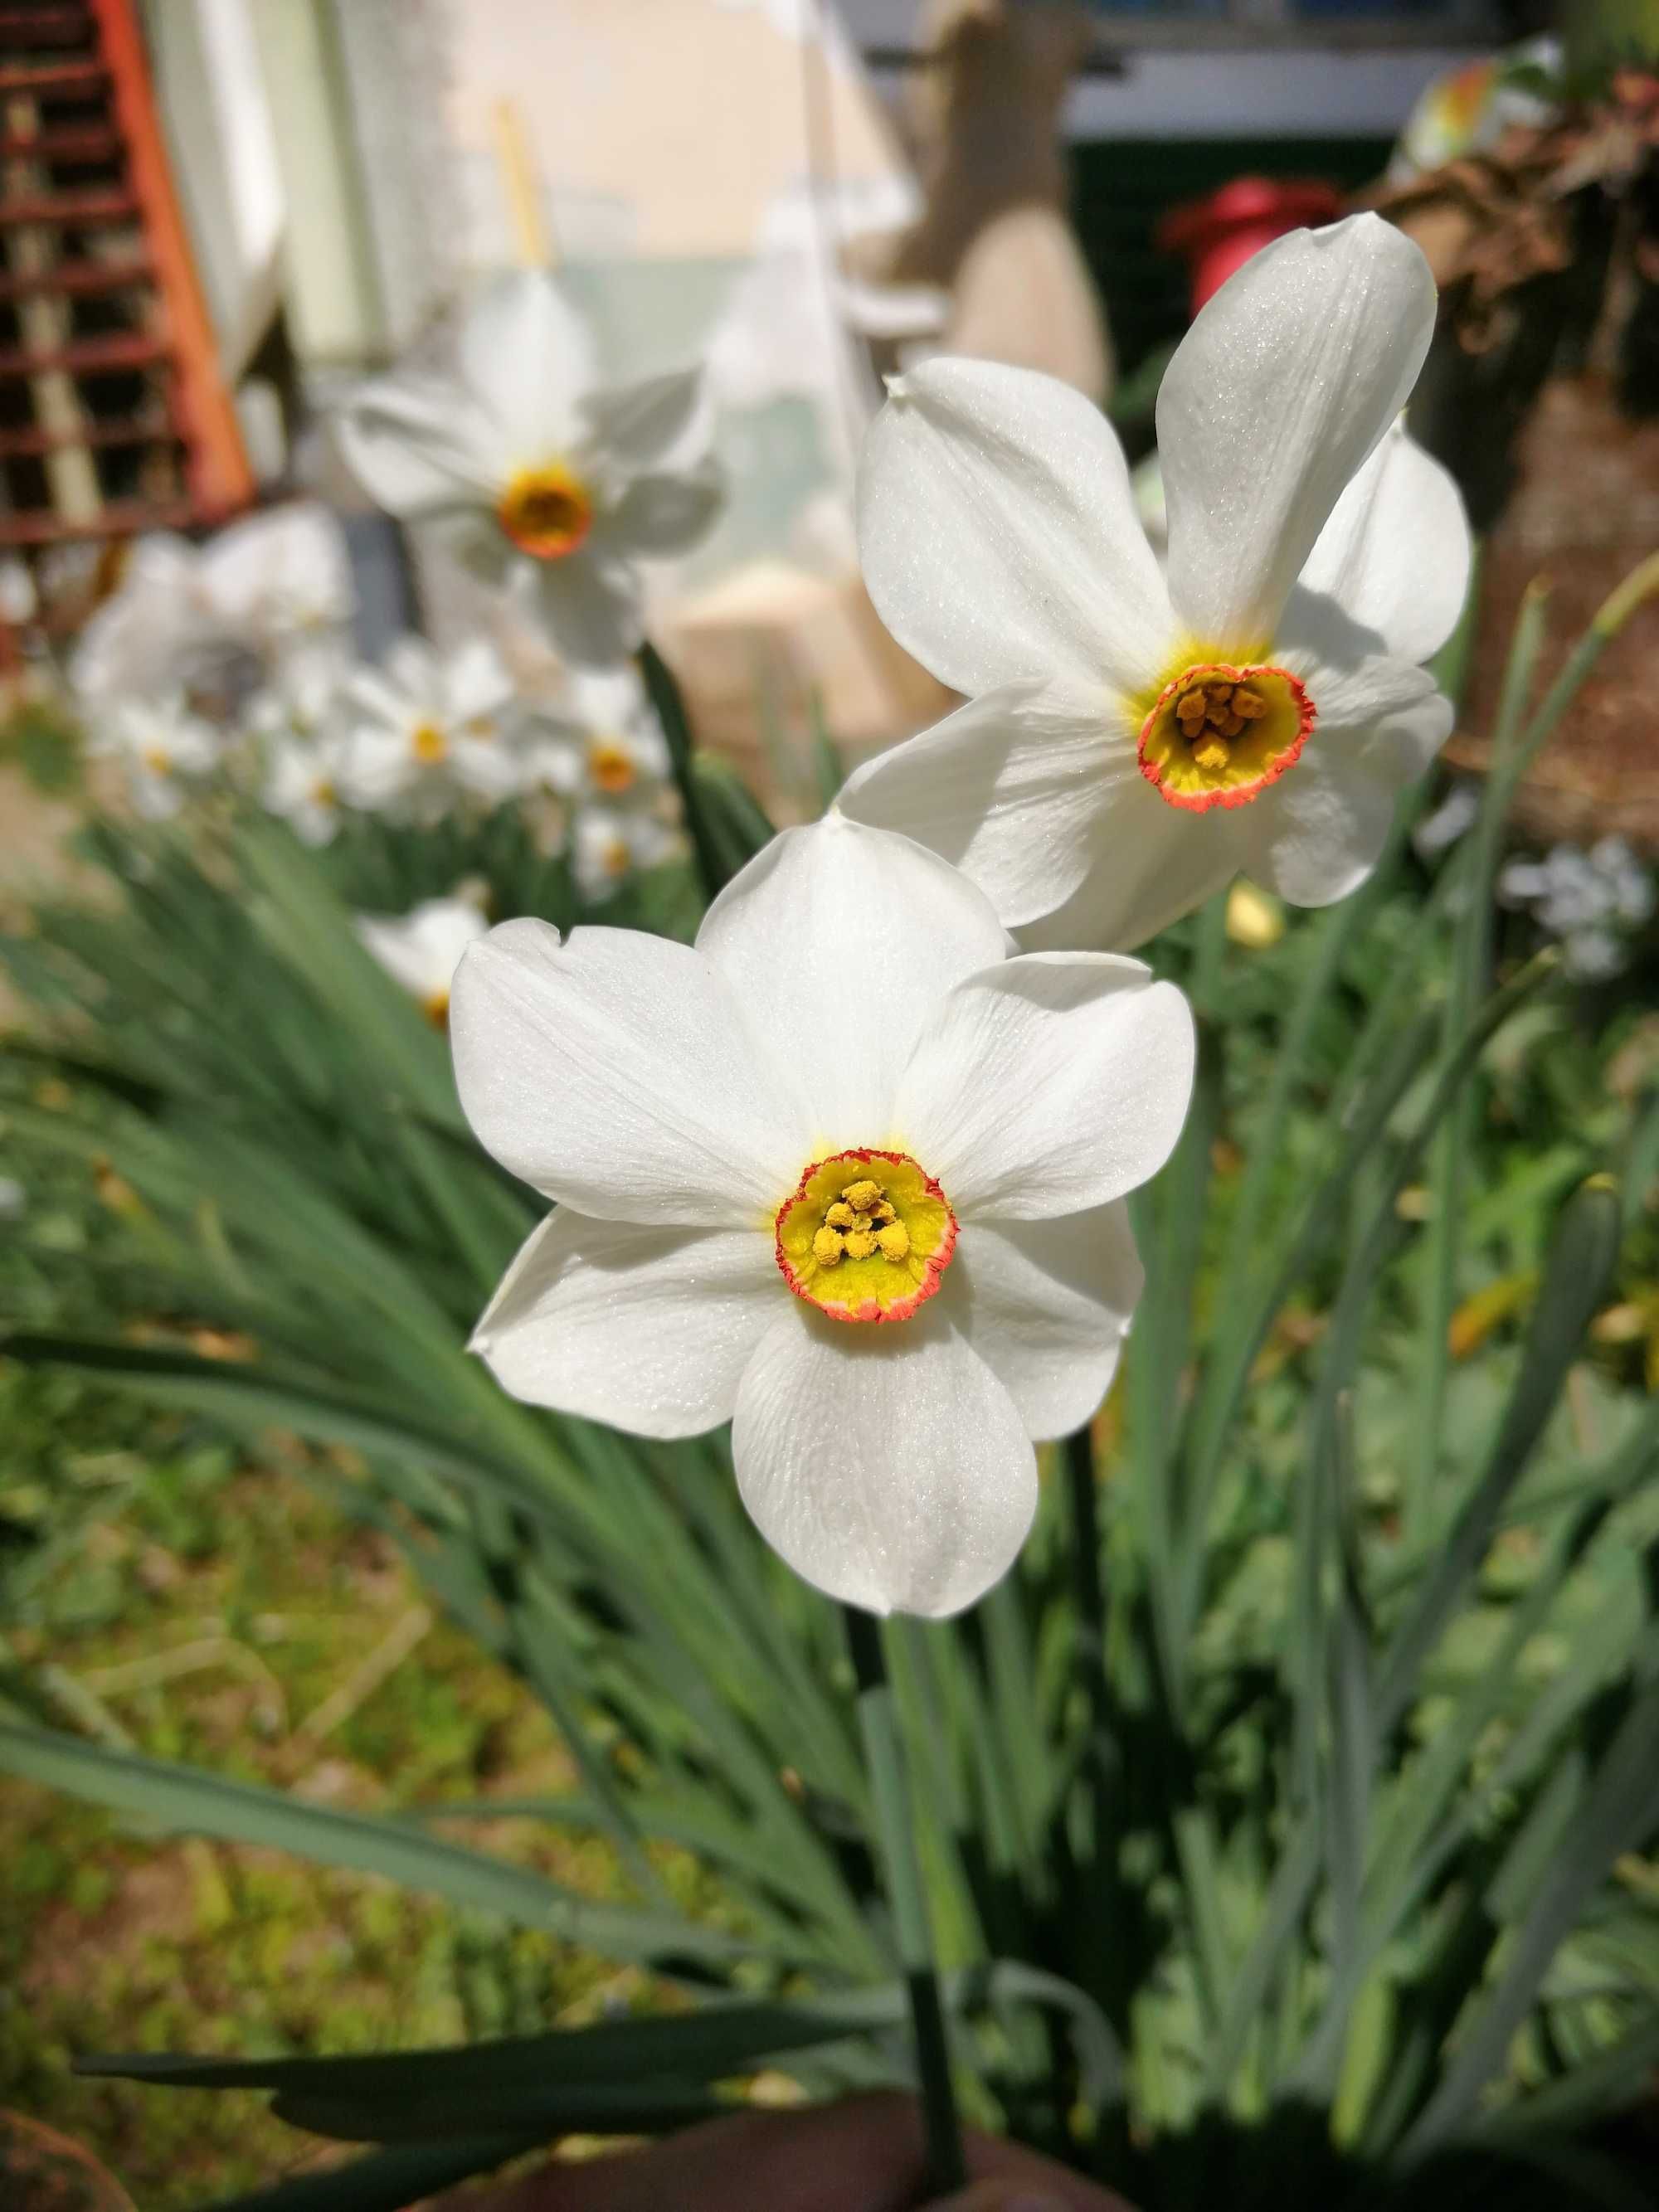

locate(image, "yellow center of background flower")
[[1138, 660, 1314, 813], [497, 463, 594, 561], [775, 1148, 957, 1325], [411, 722, 448, 764], [588, 739, 636, 795]]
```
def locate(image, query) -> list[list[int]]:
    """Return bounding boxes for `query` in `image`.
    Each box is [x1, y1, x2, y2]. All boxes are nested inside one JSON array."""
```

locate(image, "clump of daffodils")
[[336, 271, 723, 667], [450, 813, 1194, 1617], [520, 664, 680, 899], [842, 215, 1472, 951]]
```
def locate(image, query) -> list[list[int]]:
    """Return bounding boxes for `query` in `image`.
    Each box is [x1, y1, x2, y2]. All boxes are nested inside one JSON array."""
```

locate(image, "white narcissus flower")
[[70, 505, 355, 713], [338, 638, 523, 819], [356, 893, 491, 1025], [524, 664, 673, 806], [254, 654, 353, 846], [88, 698, 221, 820], [842, 216, 1472, 950], [450, 814, 1194, 1618], [572, 805, 678, 900], [336, 273, 722, 666]]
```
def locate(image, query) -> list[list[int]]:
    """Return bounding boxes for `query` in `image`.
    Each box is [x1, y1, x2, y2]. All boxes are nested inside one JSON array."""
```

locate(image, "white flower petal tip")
[[896, 953, 1195, 1220], [469, 1212, 776, 1438], [732, 1310, 1038, 1619], [1158, 215, 1438, 651], [449, 917, 805, 1224], [857, 354, 1175, 702]]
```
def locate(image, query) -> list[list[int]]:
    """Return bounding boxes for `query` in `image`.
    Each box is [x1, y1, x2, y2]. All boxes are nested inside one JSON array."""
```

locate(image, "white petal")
[[1241, 664, 1452, 907], [1296, 422, 1471, 667], [601, 464, 723, 557], [838, 683, 1130, 930], [442, 638, 513, 722], [460, 273, 596, 459], [1017, 792, 1240, 953], [334, 378, 503, 516], [696, 814, 1010, 1149], [471, 1210, 776, 1437], [894, 953, 1194, 1220], [732, 1306, 1036, 1618], [530, 554, 645, 666], [946, 1202, 1142, 1439], [583, 367, 706, 470], [449, 919, 805, 1223], [1159, 216, 1437, 649], [856, 356, 1176, 699]]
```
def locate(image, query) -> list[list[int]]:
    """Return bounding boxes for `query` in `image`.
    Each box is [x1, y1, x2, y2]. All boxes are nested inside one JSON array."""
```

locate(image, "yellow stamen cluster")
[[810, 1174, 912, 1271], [1172, 677, 1268, 773], [411, 722, 448, 764], [497, 463, 594, 561], [588, 739, 637, 795], [140, 746, 172, 776]]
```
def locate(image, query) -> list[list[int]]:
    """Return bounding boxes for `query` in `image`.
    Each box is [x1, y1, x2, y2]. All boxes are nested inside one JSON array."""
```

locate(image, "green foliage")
[[2, 584, 1658, 2210]]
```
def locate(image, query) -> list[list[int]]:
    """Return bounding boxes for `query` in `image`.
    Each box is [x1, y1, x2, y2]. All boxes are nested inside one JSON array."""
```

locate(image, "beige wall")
[[443, 0, 912, 270]]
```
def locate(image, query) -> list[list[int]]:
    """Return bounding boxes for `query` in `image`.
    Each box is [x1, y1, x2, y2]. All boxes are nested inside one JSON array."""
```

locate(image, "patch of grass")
[[0, 1451, 655, 2210]]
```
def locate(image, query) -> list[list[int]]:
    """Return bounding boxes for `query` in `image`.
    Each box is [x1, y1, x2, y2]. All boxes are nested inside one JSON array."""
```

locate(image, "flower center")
[[774, 1149, 957, 1325], [1137, 661, 1314, 813], [411, 722, 448, 764], [311, 776, 338, 808], [588, 738, 636, 795], [498, 463, 594, 561], [139, 746, 172, 776]]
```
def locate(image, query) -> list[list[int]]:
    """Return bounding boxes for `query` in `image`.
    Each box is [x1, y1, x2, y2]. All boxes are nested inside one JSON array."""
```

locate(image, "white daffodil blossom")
[[194, 502, 355, 658], [571, 804, 679, 900], [262, 726, 349, 847], [337, 637, 524, 821], [336, 273, 722, 667], [524, 664, 673, 806], [251, 651, 353, 845], [841, 216, 1472, 950], [71, 505, 354, 715], [87, 698, 221, 821], [355, 893, 491, 1026], [450, 814, 1194, 1618]]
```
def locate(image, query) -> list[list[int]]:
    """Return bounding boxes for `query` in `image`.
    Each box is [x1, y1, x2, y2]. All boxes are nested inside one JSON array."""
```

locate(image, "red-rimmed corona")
[[774, 1148, 957, 1325], [1137, 660, 1315, 813]]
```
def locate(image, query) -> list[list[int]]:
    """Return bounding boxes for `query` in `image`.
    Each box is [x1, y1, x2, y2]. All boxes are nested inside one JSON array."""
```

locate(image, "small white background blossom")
[[337, 273, 722, 666]]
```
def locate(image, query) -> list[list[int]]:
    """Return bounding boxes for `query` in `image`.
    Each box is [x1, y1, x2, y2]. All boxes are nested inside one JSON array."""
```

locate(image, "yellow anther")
[[812, 1227, 844, 1266], [842, 1179, 883, 1213], [825, 1201, 857, 1230], [411, 722, 448, 763], [872, 1200, 896, 1224], [876, 1221, 910, 1261], [1233, 688, 1267, 721], [844, 1228, 878, 1261], [1192, 736, 1231, 773]]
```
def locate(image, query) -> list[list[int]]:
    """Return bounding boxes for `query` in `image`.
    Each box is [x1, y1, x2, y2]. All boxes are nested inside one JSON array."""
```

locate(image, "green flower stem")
[[636, 639, 728, 907], [843, 1604, 966, 2196]]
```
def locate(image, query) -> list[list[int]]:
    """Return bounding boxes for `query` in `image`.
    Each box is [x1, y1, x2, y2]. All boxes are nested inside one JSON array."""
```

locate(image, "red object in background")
[[1158, 177, 1345, 315]]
